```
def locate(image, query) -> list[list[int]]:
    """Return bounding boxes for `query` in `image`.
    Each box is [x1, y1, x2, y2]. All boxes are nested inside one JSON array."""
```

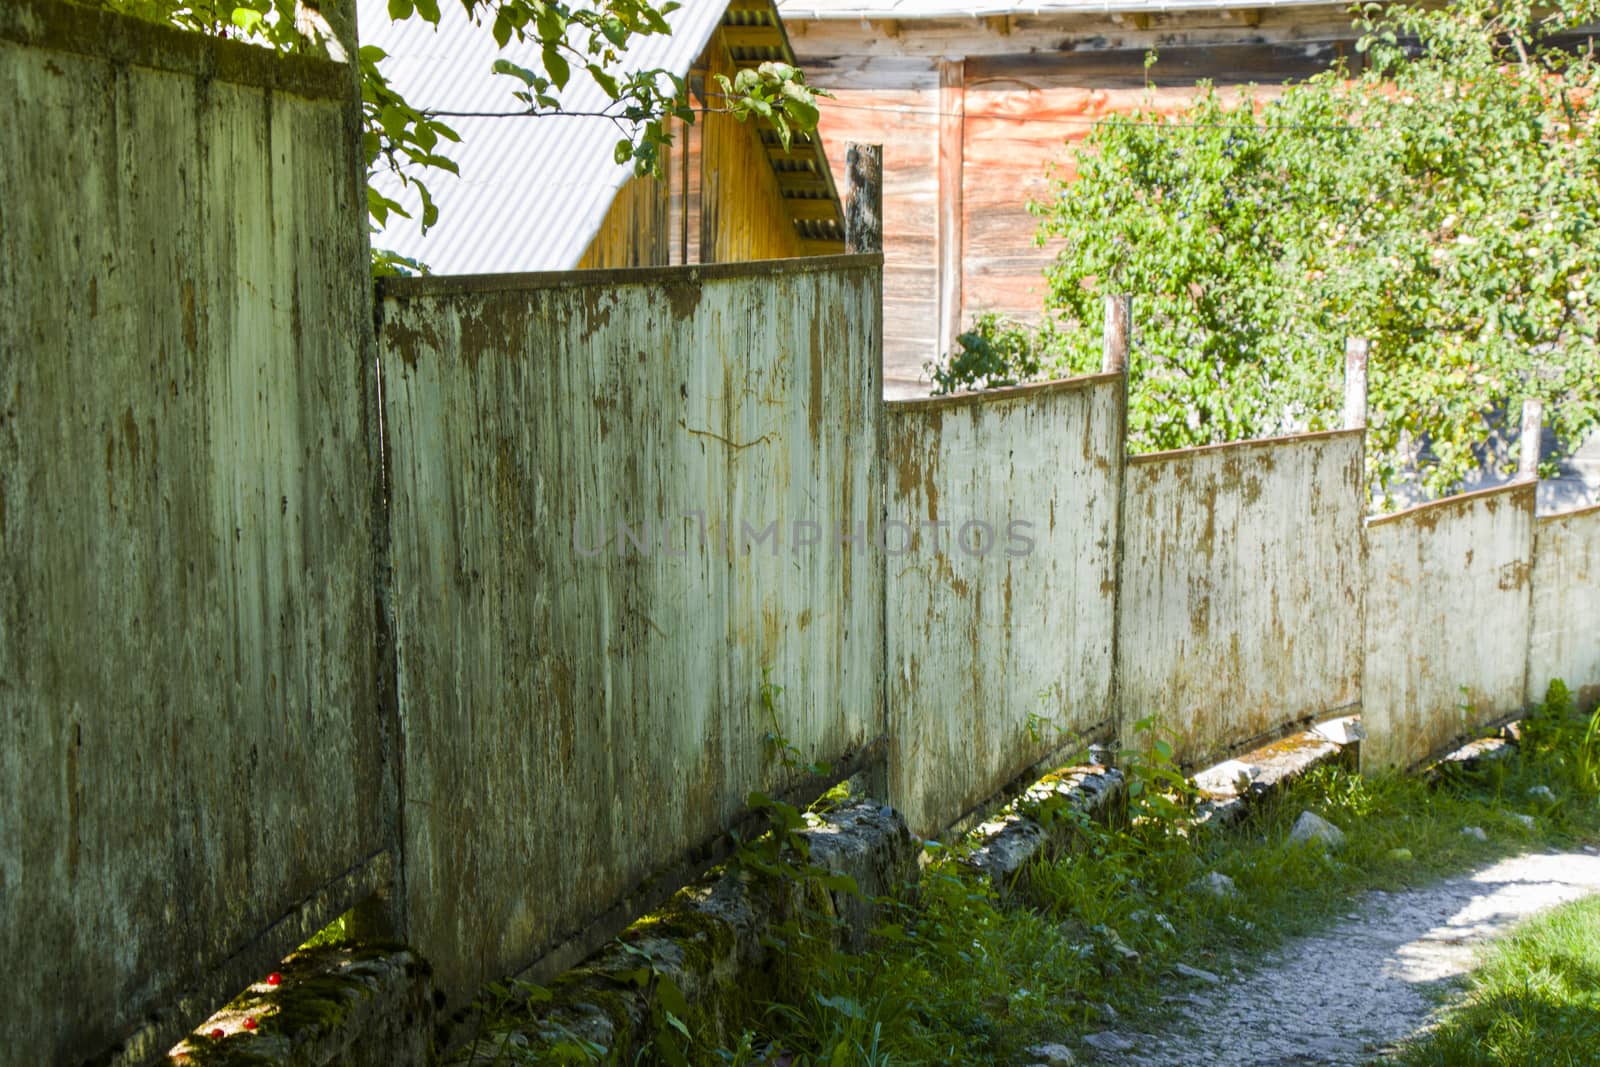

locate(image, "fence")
[[375, 260, 884, 997], [1118, 432, 1367, 767], [0, 2, 385, 1063], [884, 376, 1124, 837], [6, 2, 1600, 1062]]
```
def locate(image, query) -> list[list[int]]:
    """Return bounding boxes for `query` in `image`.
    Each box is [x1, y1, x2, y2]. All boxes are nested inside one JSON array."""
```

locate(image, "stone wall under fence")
[[0, 2, 387, 1063], [1363, 483, 1538, 771], [376, 258, 886, 1002], [1116, 432, 1368, 767]]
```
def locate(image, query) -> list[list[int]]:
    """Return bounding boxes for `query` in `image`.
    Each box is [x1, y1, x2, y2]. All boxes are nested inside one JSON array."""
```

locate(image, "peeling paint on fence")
[[377, 259, 884, 1002], [884, 377, 1124, 837], [1363, 483, 1537, 770], [0, 3, 382, 1063], [1117, 432, 1366, 767], [1527, 504, 1600, 713]]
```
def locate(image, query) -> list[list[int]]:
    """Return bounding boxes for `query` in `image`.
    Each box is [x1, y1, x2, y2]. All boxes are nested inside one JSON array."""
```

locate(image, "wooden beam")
[[936, 56, 965, 361], [1129, 12, 1152, 30], [800, 238, 847, 256], [784, 198, 841, 221], [871, 18, 900, 38], [766, 145, 815, 165], [984, 14, 1012, 35], [773, 173, 833, 196], [1239, 7, 1263, 26], [721, 26, 785, 51]]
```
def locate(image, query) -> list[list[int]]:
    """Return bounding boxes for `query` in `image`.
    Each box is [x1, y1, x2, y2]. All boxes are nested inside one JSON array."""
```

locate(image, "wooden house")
[[775, 0, 1365, 392], [362, 0, 845, 274]]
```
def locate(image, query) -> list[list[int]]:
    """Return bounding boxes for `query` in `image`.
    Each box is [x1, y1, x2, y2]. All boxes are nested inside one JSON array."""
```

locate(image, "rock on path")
[[1083, 852, 1600, 1066]]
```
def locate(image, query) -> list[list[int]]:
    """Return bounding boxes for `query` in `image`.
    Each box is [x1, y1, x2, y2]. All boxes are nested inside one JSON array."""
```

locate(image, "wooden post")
[[1518, 397, 1544, 481], [936, 57, 965, 359], [1101, 294, 1131, 374], [844, 143, 883, 256], [1343, 337, 1369, 431]]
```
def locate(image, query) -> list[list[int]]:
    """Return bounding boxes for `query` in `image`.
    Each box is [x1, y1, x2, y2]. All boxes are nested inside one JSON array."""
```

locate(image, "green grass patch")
[[1385, 895, 1600, 1066]]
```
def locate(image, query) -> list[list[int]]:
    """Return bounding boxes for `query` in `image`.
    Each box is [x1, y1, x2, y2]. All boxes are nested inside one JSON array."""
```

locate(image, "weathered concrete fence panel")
[[0, 3, 383, 1063], [1117, 432, 1367, 766], [1527, 504, 1600, 712], [884, 377, 1124, 837], [1363, 484, 1537, 770], [377, 258, 884, 1001]]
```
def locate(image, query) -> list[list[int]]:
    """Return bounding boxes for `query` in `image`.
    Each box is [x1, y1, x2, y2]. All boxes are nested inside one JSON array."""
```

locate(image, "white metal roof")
[[775, 0, 1341, 19], [359, 0, 727, 274]]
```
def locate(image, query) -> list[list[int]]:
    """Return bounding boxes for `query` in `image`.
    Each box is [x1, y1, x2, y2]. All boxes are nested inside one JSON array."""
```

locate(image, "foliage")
[[936, 0, 1600, 500], [78, 0, 828, 272], [925, 312, 1052, 394], [690, 685, 1600, 1065]]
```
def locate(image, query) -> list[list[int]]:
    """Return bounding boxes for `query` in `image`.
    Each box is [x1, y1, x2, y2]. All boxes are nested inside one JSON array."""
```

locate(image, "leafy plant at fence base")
[[77, 0, 828, 274], [934, 0, 1600, 501]]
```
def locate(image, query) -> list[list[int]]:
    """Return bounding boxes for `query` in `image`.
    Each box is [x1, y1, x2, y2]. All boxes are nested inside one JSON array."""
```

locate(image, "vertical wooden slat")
[[936, 56, 965, 361], [1101, 294, 1131, 374], [1343, 337, 1370, 431], [1519, 398, 1544, 481]]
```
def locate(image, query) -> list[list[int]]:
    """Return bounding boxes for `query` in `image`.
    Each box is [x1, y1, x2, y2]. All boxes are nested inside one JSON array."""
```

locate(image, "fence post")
[[1518, 397, 1544, 481], [1343, 338, 1370, 431], [1102, 294, 1131, 374], [845, 143, 883, 256]]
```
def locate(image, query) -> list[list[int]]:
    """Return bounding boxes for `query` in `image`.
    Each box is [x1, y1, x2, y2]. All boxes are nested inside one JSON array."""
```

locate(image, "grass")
[[1386, 895, 1600, 1066], [696, 685, 1600, 1066]]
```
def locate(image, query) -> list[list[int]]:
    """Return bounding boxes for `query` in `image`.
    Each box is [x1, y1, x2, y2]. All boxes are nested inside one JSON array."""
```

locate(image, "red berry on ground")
[[208, 1029, 224, 1040], [242, 1017, 257, 1031], [266, 972, 282, 986]]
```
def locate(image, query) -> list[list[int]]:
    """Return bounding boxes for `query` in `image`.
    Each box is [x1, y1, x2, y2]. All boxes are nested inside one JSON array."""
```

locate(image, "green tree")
[[85, 0, 827, 275], [938, 0, 1600, 500]]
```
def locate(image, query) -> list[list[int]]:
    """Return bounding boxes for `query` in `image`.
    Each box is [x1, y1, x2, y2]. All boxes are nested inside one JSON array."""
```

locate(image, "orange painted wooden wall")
[[787, 6, 1363, 390]]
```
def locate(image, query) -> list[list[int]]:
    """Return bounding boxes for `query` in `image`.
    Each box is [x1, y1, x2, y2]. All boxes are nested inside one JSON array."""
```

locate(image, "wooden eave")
[[721, 0, 848, 253]]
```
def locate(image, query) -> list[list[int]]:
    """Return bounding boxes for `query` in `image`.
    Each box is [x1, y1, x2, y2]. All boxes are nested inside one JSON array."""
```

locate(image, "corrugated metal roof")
[[776, 0, 1341, 20], [359, 0, 727, 273]]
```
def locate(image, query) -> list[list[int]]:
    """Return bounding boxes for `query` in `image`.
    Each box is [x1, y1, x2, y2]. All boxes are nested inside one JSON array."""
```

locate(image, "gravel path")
[[1077, 851, 1600, 1066]]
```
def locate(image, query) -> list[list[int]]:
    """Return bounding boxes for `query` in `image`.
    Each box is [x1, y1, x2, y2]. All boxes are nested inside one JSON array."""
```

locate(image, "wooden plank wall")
[[788, 7, 1362, 389], [580, 27, 807, 270], [700, 34, 807, 262]]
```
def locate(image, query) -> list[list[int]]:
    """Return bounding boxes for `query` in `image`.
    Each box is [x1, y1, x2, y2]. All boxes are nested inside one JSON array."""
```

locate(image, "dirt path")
[[1082, 851, 1600, 1066]]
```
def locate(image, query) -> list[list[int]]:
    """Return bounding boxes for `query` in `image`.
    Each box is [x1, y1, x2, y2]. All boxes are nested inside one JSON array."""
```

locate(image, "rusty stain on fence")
[[1119, 430, 1366, 768], [378, 260, 884, 1002], [885, 374, 1124, 837], [1363, 482, 1537, 771]]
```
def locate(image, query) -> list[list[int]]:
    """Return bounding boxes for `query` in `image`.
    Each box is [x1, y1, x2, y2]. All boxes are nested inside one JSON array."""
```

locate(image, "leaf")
[[779, 80, 820, 131], [814, 992, 865, 1020], [387, 0, 414, 19], [819, 871, 862, 898], [544, 45, 570, 90], [492, 58, 540, 87], [588, 63, 619, 99], [413, 0, 440, 22]]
